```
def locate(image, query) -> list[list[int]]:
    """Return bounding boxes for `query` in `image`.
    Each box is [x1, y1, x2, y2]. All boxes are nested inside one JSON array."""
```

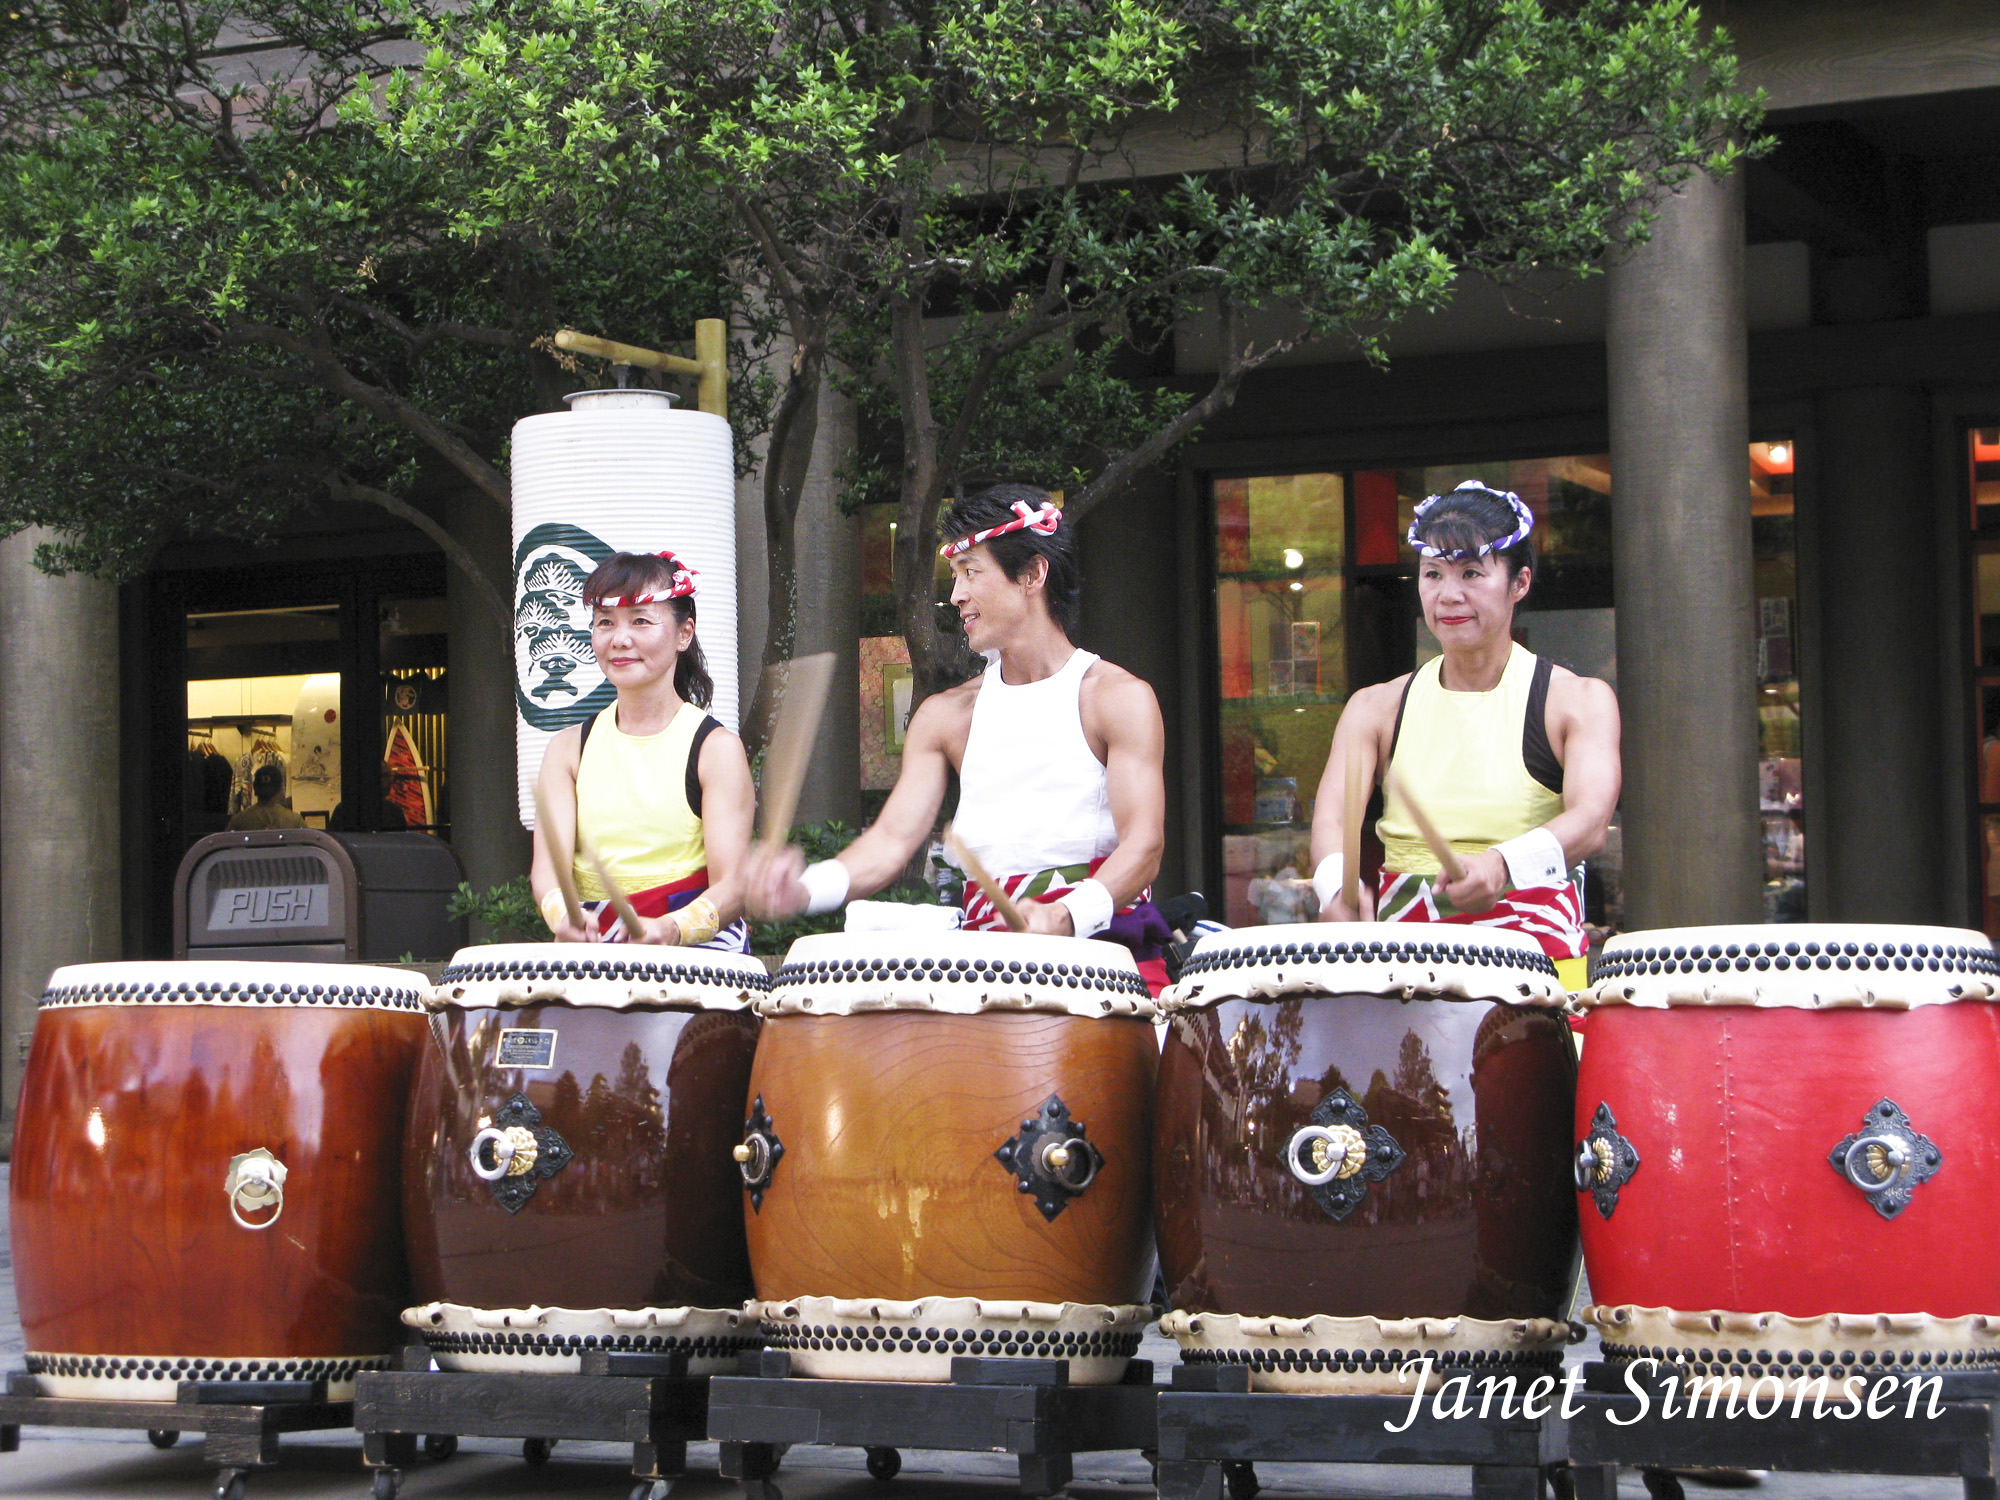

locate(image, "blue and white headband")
[[1407, 480, 1534, 559]]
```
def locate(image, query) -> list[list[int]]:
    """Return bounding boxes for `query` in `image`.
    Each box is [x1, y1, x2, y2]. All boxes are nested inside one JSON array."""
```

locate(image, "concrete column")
[[0, 528, 123, 1132], [1812, 386, 1943, 919], [446, 489, 532, 920], [1606, 168, 1763, 927], [790, 379, 862, 829]]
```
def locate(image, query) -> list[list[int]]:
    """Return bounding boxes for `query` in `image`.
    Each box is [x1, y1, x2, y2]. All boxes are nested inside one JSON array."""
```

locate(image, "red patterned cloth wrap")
[[580, 866, 749, 951], [1374, 867, 1585, 963], [961, 856, 1171, 996]]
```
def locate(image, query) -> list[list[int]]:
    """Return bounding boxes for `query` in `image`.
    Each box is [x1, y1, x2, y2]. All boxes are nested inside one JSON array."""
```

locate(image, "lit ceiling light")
[[1768, 443, 1790, 466], [1283, 548, 1304, 569], [1288, 581, 1304, 593]]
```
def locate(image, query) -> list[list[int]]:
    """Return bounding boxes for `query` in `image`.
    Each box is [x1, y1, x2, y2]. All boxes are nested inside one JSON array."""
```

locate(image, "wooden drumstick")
[[1342, 751, 1365, 912], [532, 782, 586, 930], [1387, 766, 1468, 885], [943, 822, 1028, 934], [578, 830, 647, 942], [757, 652, 837, 849]]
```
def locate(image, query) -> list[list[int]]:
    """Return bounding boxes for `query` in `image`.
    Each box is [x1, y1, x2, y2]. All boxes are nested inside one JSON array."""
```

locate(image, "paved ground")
[[0, 1165, 1971, 1500]]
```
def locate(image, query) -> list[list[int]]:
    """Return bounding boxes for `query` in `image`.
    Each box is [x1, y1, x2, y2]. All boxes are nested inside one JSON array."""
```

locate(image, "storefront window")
[[1966, 428, 2000, 936], [381, 595, 449, 834], [1211, 447, 1799, 934]]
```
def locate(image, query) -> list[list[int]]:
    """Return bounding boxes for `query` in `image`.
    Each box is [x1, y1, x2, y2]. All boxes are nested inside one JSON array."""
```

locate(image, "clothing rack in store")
[[187, 716, 294, 729]]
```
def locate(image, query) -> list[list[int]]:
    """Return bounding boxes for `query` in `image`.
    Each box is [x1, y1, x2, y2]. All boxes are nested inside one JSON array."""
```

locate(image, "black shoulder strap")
[[686, 715, 721, 818], [1387, 669, 1420, 763], [1523, 654, 1563, 794], [578, 711, 594, 755]]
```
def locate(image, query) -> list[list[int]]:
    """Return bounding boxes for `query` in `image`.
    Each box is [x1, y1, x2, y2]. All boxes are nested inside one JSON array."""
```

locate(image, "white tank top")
[[952, 648, 1118, 880]]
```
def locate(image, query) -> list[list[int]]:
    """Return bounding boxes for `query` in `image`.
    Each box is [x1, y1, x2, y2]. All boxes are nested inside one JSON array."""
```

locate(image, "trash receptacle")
[[174, 828, 467, 962]]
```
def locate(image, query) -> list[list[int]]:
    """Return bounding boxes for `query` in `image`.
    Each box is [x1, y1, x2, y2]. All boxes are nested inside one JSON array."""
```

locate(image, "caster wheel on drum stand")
[[148, 1429, 180, 1449], [631, 1482, 672, 1500], [1546, 1465, 1577, 1500], [424, 1433, 458, 1461], [523, 1437, 555, 1466], [866, 1447, 902, 1482], [215, 1470, 250, 1500], [1223, 1461, 1259, 1500], [1643, 1472, 1686, 1500], [371, 1470, 401, 1500]]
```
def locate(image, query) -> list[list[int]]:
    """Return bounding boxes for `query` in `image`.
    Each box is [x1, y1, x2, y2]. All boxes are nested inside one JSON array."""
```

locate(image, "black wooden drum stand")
[[355, 1343, 712, 1500], [1567, 1360, 2000, 1500], [0, 1370, 360, 1499], [1154, 1364, 1571, 1500], [709, 1349, 1158, 1499]]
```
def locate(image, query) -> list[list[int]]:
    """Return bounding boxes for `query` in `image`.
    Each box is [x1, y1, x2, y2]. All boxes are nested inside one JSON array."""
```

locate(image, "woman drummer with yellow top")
[[1308, 481, 1621, 990]]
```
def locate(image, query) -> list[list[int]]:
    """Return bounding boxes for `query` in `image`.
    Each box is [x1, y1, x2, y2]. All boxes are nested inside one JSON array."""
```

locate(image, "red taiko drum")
[[740, 932, 1158, 1383], [401, 944, 764, 1372], [1154, 924, 1579, 1392], [1577, 924, 2000, 1385], [11, 961, 427, 1399]]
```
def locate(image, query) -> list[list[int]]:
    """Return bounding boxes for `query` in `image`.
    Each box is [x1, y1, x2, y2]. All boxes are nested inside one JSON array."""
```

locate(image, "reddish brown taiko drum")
[[401, 944, 765, 1373], [741, 932, 1159, 1382], [10, 961, 427, 1400], [1153, 925, 1579, 1392]]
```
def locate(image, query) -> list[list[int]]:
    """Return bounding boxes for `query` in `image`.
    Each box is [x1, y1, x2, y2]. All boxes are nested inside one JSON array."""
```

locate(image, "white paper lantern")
[[511, 389, 738, 829]]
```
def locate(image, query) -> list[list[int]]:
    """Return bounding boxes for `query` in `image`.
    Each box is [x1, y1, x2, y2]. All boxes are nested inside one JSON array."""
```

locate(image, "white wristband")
[[1493, 827, 1567, 891], [1056, 878, 1116, 939], [799, 859, 851, 915], [1310, 854, 1344, 911]]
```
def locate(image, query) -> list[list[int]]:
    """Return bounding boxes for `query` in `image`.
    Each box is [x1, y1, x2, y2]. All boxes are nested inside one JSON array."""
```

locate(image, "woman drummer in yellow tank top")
[[528, 549, 755, 948], [1307, 482, 1621, 990]]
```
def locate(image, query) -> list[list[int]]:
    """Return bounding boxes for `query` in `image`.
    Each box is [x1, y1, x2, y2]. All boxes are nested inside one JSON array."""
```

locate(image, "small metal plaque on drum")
[[495, 1029, 558, 1069]]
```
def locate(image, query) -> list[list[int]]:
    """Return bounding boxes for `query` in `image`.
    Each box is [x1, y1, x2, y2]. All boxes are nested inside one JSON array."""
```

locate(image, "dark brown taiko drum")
[[1154, 925, 1579, 1392], [740, 932, 1158, 1382], [11, 961, 427, 1400], [401, 944, 765, 1373]]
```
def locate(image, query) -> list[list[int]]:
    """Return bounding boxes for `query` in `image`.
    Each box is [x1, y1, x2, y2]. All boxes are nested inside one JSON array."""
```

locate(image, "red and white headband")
[[598, 549, 699, 606], [940, 499, 1061, 559]]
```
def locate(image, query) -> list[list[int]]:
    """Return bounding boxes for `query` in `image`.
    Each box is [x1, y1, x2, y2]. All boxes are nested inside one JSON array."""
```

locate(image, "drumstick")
[[578, 831, 647, 942], [1386, 767, 1468, 885], [532, 782, 586, 930], [757, 652, 837, 848], [1342, 751, 1365, 912], [943, 822, 1028, 934]]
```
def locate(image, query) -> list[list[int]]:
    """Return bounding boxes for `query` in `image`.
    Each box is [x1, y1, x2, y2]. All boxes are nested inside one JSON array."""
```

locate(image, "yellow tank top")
[[1377, 644, 1565, 876], [573, 699, 710, 898]]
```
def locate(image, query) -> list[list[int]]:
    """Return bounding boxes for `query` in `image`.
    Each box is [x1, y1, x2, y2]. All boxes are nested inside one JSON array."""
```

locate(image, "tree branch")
[[329, 475, 511, 631]]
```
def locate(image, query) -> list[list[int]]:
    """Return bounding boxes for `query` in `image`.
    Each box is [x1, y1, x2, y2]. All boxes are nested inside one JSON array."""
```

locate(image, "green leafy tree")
[[367, 0, 1760, 704], [0, 0, 758, 606]]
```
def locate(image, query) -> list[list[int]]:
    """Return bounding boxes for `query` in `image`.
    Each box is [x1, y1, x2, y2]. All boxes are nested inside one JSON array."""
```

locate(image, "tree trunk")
[[740, 338, 822, 751]]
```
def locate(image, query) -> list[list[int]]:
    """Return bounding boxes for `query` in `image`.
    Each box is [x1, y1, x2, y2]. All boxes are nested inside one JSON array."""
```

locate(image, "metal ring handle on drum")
[[1574, 1140, 1601, 1193], [733, 1132, 776, 1190], [1036, 1137, 1099, 1193], [1841, 1134, 1911, 1195], [225, 1150, 287, 1231], [469, 1126, 517, 1183], [1286, 1124, 1354, 1187]]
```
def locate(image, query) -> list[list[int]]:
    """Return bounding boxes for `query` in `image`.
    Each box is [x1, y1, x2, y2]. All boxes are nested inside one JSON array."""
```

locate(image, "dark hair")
[[1412, 483, 1537, 586], [940, 483, 1082, 636], [579, 551, 714, 708], [251, 764, 284, 800]]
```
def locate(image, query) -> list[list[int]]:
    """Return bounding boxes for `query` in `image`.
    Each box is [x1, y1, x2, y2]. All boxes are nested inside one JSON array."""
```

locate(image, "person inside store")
[[1308, 480, 1621, 990], [226, 764, 307, 831], [742, 483, 1173, 989], [529, 548, 755, 948]]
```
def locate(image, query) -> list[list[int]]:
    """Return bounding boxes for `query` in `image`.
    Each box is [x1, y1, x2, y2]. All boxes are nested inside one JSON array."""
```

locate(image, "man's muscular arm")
[[741, 688, 965, 918]]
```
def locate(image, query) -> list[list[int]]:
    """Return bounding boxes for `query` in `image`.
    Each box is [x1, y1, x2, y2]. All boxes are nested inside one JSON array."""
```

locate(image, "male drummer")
[[1308, 481, 1620, 990], [743, 484, 1171, 987]]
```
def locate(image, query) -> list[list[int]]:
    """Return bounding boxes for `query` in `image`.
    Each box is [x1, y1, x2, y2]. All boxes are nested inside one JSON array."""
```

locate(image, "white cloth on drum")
[[843, 901, 964, 933]]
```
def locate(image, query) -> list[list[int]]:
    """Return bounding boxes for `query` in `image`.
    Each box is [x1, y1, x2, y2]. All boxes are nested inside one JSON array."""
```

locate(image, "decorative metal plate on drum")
[[468, 1094, 574, 1213], [1283, 1089, 1405, 1221], [1575, 1102, 1642, 1220], [1829, 1098, 1941, 1219], [995, 1094, 1104, 1222]]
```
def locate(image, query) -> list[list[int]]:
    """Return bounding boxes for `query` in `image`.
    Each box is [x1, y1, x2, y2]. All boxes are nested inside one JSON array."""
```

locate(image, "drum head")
[[765, 931, 1152, 1017], [1165, 923, 1565, 1010], [1582, 923, 1999, 1009], [41, 960, 426, 1013], [434, 942, 767, 1011]]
